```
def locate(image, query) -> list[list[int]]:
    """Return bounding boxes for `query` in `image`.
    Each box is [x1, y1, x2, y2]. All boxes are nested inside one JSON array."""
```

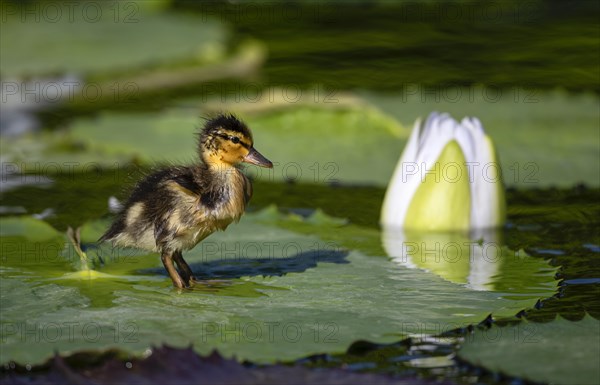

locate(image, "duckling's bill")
[[243, 147, 273, 168]]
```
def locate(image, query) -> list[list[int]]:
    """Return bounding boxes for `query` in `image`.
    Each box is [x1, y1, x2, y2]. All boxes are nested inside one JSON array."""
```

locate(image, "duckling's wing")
[[98, 166, 197, 243]]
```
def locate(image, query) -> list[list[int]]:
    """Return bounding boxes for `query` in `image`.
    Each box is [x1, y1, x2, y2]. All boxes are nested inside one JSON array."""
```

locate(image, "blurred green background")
[[2, 0, 599, 189]]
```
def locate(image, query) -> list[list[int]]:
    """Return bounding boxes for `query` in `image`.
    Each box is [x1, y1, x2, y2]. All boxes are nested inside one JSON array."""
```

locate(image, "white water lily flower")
[[381, 112, 506, 231]]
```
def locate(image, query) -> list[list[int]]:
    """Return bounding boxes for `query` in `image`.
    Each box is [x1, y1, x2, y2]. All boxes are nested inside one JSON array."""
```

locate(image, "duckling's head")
[[199, 114, 273, 169]]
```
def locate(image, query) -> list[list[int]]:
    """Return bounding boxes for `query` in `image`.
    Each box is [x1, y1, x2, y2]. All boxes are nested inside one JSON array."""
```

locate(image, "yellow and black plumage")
[[99, 114, 273, 288]]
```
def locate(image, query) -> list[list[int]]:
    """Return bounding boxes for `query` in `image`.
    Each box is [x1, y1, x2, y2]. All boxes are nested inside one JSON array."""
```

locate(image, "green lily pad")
[[67, 110, 199, 163], [246, 106, 406, 185], [0, 216, 61, 241], [3, 102, 408, 186], [0, 1, 227, 77], [458, 316, 600, 385], [0, 209, 557, 365]]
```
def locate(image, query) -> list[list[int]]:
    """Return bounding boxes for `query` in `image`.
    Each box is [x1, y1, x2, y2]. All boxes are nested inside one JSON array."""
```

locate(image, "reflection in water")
[[468, 227, 502, 291], [382, 225, 554, 294]]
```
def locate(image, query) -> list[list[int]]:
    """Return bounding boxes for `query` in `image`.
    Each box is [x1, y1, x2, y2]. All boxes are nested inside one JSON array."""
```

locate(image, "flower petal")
[[404, 140, 471, 230]]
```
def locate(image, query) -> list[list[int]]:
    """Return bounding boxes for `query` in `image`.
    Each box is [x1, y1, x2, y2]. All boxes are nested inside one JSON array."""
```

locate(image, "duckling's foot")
[[173, 251, 196, 287], [161, 251, 185, 289]]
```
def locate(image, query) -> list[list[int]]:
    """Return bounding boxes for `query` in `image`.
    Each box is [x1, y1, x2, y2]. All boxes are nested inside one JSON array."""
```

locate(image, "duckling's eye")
[[230, 136, 240, 144]]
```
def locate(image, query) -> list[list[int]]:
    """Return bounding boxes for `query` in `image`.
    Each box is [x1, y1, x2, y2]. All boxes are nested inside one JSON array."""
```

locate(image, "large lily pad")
[[458, 316, 600, 385], [0, 209, 556, 365], [2, 102, 408, 186]]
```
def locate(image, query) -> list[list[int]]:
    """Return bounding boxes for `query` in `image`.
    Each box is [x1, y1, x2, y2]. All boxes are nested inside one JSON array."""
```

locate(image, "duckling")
[[99, 114, 273, 288]]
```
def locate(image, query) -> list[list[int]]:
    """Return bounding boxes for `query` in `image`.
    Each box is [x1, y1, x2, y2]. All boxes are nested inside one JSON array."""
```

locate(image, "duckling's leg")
[[173, 251, 197, 284], [161, 251, 185, 288]]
